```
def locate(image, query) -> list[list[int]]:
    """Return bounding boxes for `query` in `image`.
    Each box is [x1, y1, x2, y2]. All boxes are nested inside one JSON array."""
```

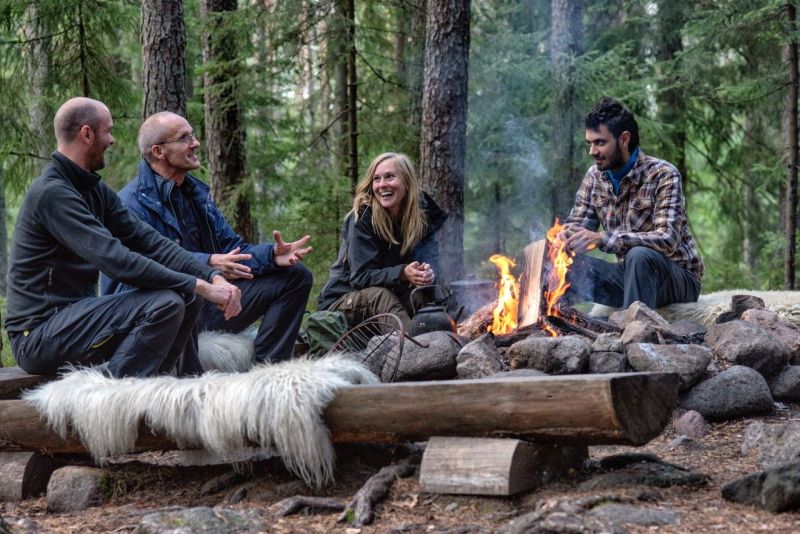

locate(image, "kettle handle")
[[410, 285, 437, 315]]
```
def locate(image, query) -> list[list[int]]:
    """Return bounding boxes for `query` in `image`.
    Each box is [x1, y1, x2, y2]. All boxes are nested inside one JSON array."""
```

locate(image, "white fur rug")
[[589, 289, 800, 328], [23, 355, 379, 487], [197, 330, 255, 373]]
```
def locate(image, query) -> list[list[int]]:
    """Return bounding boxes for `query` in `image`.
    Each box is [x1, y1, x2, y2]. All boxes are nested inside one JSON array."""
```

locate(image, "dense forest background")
[[0, 0, 798, 321]]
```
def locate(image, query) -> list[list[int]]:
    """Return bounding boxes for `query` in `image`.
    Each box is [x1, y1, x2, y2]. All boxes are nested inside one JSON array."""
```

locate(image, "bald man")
[[5, 97, 242, 378], [102, 112, 313, 363]]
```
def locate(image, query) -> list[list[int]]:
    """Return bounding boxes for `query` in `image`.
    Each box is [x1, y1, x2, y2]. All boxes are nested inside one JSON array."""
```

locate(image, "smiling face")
[[86, 106, 115, 172], [585, 124, 630, 172], [372, 158, 407, 220], [150, 115, 201, 183]]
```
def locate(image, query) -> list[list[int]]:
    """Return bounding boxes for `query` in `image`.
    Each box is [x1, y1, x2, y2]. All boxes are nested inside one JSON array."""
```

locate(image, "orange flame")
[[544, 219, 575, 336], [487, 254, 519, 335]]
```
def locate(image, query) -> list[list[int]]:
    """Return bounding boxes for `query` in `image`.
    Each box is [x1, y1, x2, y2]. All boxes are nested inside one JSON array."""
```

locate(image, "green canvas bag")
[[305, 310, 349, 354]]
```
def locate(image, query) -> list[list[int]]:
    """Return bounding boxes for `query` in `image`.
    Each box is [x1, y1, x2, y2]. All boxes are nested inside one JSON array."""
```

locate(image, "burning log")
[[456, 300, 494, 338], [544, 315, 599, 340]]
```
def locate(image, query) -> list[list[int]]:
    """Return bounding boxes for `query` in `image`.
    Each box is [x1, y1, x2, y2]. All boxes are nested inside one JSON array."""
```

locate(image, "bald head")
[[139, 112, 182, 161], [54, 97, 108, 144]]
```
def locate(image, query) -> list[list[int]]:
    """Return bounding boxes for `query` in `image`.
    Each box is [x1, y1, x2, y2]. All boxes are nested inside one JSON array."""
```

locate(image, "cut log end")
[[610, 372, 680, 444]]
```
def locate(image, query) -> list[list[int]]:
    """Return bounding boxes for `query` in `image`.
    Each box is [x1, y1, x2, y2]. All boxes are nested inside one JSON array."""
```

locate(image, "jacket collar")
[[51, 151, 101, 194], [135, 159, 210, 204]]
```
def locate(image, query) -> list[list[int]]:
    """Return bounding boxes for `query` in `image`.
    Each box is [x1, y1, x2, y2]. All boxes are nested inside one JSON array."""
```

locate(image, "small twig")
[[338, 454, 419, 527], [271, 495, 345, 517]]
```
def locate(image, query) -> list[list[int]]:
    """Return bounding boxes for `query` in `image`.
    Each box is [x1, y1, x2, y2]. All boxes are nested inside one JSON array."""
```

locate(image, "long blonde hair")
[[351, 152, 428, 256]]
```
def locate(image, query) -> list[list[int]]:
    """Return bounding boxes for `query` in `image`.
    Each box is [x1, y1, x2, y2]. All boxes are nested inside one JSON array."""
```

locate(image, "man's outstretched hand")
[[195, 275, 242, 320], [273, 230, 312, 267]]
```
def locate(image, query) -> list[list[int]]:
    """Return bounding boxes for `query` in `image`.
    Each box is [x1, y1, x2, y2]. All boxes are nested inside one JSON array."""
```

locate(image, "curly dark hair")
[[585, 97, 639, 151]]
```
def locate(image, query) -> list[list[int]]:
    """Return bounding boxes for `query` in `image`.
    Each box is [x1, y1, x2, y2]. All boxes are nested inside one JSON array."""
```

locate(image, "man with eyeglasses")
[[6, 98, 242, 378], [102, 111, 313, 364]]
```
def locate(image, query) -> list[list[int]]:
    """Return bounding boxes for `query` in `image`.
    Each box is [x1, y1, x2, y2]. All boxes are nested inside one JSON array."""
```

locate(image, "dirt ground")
[[4, 406, 800, 533]]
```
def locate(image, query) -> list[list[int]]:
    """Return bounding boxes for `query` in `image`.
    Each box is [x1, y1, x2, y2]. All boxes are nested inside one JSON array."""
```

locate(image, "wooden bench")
[[0, 366, 53, 400]]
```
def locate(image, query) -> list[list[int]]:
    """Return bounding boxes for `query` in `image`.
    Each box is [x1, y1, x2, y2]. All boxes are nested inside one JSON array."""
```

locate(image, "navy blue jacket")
[[102, 160, 277, 295]]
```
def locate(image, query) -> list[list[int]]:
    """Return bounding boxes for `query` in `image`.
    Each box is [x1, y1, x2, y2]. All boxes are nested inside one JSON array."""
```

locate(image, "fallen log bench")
[[0, 372, 679, 453], [0, 367, 54, 400]]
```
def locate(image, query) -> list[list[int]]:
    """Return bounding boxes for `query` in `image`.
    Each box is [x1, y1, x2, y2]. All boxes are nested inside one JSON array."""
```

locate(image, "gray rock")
[[705, 320, 790, 377], [621, 321, 660, 345], [46, 466, 110, 513], [722, 462, 800, 512], [742, 308, 800, 363], [507, 335, 591, 374], [613, 301, 671, 329], [626, 343, 712, 390], [769, 366, 800, 401], [592, 333, 623, 353], [715, 294, 766, 324], [579, 459, 708, 491], [456, 333, 505, 379], [669, 320, 707, 339], [673, 410, 708, 438], [742, 421, 800, 469], [486, 368, 547, 378], [385, 331, 460, 382], [586, 503, 679, 527], [680, 366, 773, 420], [133, 507, 263, 534], [588, 352, 630, 374]]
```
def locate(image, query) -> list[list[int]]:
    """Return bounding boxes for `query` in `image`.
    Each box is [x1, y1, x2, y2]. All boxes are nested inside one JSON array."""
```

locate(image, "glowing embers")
[[544, 219, 575, 336], [487, 254, 519, 335]]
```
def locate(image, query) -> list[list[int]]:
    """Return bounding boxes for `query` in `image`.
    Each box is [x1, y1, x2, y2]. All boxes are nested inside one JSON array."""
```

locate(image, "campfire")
[[458, 219, 615, 341]]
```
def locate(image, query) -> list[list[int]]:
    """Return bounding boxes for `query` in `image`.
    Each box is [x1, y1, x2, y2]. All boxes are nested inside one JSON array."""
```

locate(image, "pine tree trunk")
[[346, 0, 358, 195], [23, 5, 52, 159], [141, 0, 187, 118], [549, 0, 583, 220], [202, 0, 254, 243], [785, 2, 798, 289], [419, 0, 470, 284]]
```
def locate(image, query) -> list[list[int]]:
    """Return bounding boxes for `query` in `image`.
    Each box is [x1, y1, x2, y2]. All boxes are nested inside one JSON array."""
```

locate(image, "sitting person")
[[558, 97, 703, 310], [102, 111, 313, 364], [6, 97, 241, 378], [317, 152, 446, 329]]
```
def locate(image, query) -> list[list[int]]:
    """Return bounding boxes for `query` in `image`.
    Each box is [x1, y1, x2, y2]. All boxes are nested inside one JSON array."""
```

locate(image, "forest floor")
[[3, 406, 800, 533]]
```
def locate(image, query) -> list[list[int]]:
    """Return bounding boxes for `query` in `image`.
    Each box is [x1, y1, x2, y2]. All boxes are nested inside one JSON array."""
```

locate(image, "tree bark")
[[346, 0, 358, 195], [141, 0, 187, 118], [23, 4, 52, 159], [549, 0, 583, 220], [420, 0, 470, 283], [202, 0, 254, 243], [785, 2, 798, 289]]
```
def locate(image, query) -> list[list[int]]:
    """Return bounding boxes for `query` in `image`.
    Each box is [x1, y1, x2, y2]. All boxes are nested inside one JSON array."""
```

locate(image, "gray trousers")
[[567, 246, 700, 309], [10, 289, 203, 378]]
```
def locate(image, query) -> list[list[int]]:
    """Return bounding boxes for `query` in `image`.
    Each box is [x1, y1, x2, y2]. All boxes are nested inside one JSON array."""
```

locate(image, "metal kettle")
[[409, 286, 457, 336]]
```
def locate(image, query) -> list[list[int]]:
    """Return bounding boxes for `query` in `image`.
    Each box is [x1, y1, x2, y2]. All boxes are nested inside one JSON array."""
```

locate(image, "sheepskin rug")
[[589, 289, 800, 328], [23, 355, 379, 487], [197, 330, 255, 373]]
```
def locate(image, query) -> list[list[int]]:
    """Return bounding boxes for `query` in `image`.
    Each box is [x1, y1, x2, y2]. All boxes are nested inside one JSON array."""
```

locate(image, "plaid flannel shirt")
[[564, 150, 704, 279]]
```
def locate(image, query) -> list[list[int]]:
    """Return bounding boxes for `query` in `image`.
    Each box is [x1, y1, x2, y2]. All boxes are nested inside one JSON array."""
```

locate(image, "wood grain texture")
[[518, 239, 547, 328], [0, 373, 679, 455], [0, 367, 53, 400]]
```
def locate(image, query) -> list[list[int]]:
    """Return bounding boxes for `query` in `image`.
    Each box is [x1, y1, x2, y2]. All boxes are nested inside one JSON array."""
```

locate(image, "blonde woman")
[[317, 152, 446, 329]]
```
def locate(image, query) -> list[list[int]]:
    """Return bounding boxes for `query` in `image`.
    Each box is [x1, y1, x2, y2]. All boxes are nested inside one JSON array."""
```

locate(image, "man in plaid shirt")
[[559, 97, 703, 310]]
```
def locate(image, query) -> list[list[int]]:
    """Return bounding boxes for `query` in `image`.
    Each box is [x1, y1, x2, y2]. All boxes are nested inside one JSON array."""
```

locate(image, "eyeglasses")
[[157, 133, 196, 145]]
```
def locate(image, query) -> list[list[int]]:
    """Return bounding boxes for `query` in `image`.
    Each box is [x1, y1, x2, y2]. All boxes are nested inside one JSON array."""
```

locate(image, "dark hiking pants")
[[10, 289, 203, 378], [199, 263, 313, 364], [567, 246, 701, 309], [327, 286, 413, 331]]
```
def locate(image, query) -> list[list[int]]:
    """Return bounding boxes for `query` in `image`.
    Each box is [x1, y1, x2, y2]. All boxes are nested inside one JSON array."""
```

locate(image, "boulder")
[[456, 333, 505, 379], [46, 466, 110, 513], [609, 301, 671, 329], [705, 320, 790, 377], [625, 343, 712, 391], [715, 294, 766, 323], [668, 320, 707, 339], [588, 352, 630, 374], [722, 463, 800, 512], [507, 335, 591, 375], [592, 333, 623, 353], [769, 366, 800, 402], [673, 410, 708, 438], [742, 421, 800, 469], [742, 308, 800, 363], [680, 366, 773, 420], [385, 331, 461, 382], [133, 507, 263, 533], [621, 321, 660, 345]]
